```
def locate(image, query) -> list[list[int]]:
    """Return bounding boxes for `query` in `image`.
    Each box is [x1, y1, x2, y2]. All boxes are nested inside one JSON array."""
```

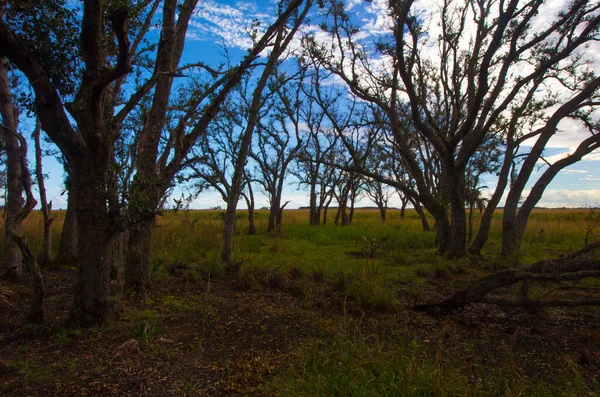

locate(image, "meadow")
[[0, 208, 598, 396]]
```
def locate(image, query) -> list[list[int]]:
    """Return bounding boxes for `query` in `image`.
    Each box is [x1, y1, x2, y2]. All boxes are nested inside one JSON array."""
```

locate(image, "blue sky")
[[12, 0, 600, 210]]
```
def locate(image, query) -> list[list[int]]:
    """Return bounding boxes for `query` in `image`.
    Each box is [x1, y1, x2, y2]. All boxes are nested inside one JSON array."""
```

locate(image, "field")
[[0, 208, 599, 396]]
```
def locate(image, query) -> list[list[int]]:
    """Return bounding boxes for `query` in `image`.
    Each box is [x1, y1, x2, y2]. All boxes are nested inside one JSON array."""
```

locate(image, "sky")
[[10, 0, 600, 210]]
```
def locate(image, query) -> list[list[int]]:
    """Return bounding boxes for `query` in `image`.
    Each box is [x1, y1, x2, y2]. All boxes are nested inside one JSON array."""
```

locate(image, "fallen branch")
[[413, 244, 600, 315]]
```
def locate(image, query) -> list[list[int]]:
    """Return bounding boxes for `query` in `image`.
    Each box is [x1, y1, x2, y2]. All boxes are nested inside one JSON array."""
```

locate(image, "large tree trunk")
[[247, 207, 256, 235], [125, 218, 153, 296], [222, 182, 243, 268], [267, 195, 280, 233], [110, 230, 126, 298], [0, 61, 23, 280], [70, 158, 114, 327], [56, 187, 78, 266], [447, 168, 467, 258]]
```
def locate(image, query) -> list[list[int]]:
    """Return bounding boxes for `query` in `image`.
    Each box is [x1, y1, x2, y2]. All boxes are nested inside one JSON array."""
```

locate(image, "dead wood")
[[413, 242, 600, 315]]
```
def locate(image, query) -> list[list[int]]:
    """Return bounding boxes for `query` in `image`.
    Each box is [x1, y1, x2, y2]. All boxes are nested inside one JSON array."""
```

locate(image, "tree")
[[3, 124, 44, 324], [363, 142, 395, 223], [125, 0, 313, 292], [251, 67, 306, 233], [306, 0, 600, 258], [185, 95, 256, 234], [1, 0, 141, 325], [221, 1, 313, 266], [291, 65, 340, 226], [0, 57, 23, 280]]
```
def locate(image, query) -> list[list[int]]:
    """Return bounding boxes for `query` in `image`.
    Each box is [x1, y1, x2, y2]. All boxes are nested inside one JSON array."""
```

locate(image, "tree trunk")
[[125, 218, 154, 296], [222, 127, 254, 268], [56, 187, 78, 266], [70, 159, 114, 327], [247, 208, 256, 235], [379, 205, 386, 223], [222, 185, 242, 268], [0, 61, 23, 280], [348, 193, 355, 224], [3, 118, 44, 324], [433, 214, 451, 253], [33, 120, 55, 266], [400, 199, 407, 219], [468, 144, 513, 255], [243, 188, 256, 235], [276, 201, 289, 232], [309, 183, 318, 226], [503, 134, 600, 256], [447, 169, 467, 258], [502, 189, 521, 256], [267, 195, 280, 233], [110, 230, 126, 298], [412, 199, 430, 232], [467, 201, 474, 243]]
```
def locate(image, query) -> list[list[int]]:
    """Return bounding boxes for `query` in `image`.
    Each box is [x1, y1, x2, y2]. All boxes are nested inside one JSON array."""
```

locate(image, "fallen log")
[[413, 242, 600, 315]]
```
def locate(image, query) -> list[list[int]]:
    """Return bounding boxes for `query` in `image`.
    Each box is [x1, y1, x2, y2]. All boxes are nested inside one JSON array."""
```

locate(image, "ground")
[[1, 265, 598, 396]]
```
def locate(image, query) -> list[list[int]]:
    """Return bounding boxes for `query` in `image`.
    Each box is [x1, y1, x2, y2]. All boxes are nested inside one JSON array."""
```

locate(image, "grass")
[[272, 324, 596, 397]]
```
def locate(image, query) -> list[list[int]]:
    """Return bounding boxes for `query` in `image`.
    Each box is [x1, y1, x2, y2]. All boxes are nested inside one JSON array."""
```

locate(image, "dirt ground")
[[1, 268, 599, 396]]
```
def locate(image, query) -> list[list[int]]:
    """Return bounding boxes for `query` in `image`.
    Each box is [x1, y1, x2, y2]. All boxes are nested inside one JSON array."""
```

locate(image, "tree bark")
[[267, 195, 280, 233], [109, 230, 126, 298], [0, 60, 23, 280], [447, 165, 467, 258], [70, 156, 114, 326], [125, 217, 154, 297]]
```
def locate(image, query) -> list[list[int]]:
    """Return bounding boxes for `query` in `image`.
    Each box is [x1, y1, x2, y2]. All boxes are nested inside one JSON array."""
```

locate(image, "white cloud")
[[188, 0, 274, 48], [535, 189, 600, 208]]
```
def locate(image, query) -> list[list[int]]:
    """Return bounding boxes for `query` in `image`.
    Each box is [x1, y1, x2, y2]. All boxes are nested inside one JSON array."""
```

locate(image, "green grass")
[[271, 326, 596, 397]]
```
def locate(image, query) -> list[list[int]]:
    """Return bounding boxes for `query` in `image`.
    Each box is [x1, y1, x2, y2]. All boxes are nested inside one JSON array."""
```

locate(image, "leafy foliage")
[[4, 0, 81, 99]]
